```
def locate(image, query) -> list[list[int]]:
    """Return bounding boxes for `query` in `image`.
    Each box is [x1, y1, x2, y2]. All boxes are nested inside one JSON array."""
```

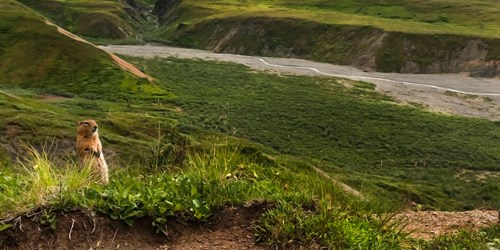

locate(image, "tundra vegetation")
[[0, 0, 499, 249]]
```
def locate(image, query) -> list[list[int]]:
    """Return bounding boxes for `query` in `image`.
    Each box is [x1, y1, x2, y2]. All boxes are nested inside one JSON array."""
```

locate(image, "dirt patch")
[[454, 169, 500, 182], [37, 94, 71, 102], [0, 203, 269, 250], [393, 209, 499, 240], [166, 202, 268, 250], [0, 123, 23, 161]]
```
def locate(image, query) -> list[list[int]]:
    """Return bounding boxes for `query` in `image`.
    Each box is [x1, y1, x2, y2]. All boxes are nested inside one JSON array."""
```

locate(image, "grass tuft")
[[0, 145, 99, 217]]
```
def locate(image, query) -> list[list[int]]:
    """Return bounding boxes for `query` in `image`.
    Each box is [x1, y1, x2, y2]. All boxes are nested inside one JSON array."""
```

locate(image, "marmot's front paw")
[[84, 148, 100, 157]]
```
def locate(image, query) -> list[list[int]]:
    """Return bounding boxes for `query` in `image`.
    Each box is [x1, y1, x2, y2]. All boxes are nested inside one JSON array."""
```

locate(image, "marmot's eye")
[[84, 122, 89, 125]]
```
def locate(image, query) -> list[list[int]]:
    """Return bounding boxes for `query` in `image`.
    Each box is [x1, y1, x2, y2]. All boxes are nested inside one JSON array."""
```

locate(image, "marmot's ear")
[[78, 121, 85, 126]]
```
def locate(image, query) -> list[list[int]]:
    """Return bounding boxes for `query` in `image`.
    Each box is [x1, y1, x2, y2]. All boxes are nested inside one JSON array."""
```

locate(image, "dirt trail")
[[43, 21, 154, 81], [310, 165, 366, 200]]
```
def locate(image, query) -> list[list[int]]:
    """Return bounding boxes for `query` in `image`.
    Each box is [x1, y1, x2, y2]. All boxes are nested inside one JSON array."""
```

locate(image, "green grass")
[[130, 56, 500, 211], [1, 142, 408, 249], [411, 226, 500, 250], [1, 50, 498, 212], [0, 145, 99, 218], [1, 140, 498, 249]]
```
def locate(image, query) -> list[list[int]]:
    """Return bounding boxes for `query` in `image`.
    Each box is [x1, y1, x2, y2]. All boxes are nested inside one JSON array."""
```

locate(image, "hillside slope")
[[0, 0, 153, 97], [0, 0, 164, 164], [151, 0, 500, 77]]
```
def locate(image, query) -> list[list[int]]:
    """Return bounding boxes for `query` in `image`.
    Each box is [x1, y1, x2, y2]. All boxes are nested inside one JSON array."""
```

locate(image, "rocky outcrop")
[[380, 34, 500, 77], [153, 0, 180, 18]]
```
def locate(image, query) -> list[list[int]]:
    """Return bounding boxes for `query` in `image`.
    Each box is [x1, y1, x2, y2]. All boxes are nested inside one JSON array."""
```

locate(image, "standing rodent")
[[76, 119, 109, 183]]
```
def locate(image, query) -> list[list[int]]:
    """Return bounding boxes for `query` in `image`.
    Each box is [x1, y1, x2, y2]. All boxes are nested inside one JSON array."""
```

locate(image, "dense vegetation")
[[132, 57, 500, 211], [1, 135, 499, 249], [2, 52, 499, 210]]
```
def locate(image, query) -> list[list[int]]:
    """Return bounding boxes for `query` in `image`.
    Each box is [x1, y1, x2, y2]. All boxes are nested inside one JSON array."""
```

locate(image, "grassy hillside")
[[0, 0, 157, 97], [0, 0, 166, 165]]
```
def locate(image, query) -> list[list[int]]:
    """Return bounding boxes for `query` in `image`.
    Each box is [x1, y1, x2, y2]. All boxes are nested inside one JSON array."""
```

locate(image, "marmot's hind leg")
[[97, 154, 109, 184]]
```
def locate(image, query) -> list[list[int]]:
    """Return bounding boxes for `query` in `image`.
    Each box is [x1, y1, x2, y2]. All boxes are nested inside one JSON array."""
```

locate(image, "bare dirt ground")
[[101, 45, 500, 120], [393, 209, 499, 240], [0, 203, 268, 250], [37, 94, 71, 102]]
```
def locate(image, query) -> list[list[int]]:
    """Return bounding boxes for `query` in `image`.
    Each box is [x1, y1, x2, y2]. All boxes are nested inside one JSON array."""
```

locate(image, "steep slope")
[[151, 0, 500, 77], [0, 0, 153, 97]]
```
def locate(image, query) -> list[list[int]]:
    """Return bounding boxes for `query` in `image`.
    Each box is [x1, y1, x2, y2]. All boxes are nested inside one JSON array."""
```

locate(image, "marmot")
[[76, 119, 109, 183]]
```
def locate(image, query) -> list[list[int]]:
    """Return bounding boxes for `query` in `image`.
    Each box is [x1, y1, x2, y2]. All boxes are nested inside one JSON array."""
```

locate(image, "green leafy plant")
[[0, 223, 12, 232], [79, 171, 212, 232], [39, 210, 57, 230]]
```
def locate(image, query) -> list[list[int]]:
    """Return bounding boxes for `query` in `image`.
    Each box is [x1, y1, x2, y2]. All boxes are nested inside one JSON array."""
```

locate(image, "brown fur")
[[76, 119, 108, 183]]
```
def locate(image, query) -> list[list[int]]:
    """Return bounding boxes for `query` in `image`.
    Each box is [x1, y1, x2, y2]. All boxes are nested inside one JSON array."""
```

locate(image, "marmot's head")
[[77, 119, 99, 137]]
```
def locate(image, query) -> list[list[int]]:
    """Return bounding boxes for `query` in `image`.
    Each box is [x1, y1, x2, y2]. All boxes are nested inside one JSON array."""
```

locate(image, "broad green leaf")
[[0, 223, 12, 232]]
